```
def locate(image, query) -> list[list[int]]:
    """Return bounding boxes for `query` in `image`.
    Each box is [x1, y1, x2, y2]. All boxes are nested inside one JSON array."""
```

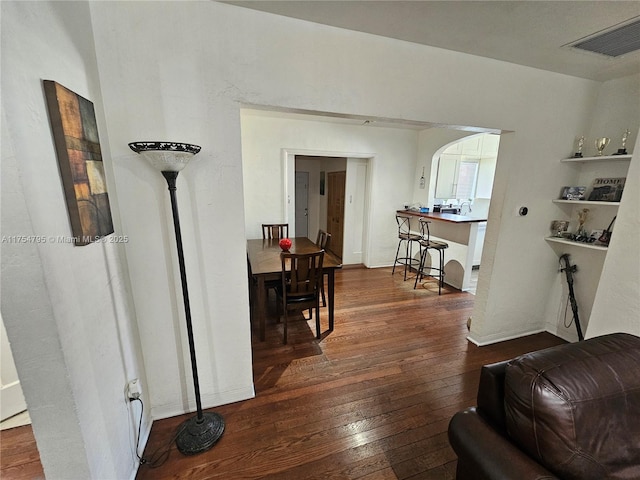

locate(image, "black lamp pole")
[[163, 171, 204, 416], [129, 142, 224, 455]]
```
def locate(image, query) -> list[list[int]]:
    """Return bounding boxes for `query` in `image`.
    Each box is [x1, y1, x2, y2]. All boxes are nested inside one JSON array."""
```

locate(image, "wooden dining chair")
[[262, 223, 289, 240], [260, 224, 290, 302], [277, 250, 324, 344], [315, 230, 331, 306]]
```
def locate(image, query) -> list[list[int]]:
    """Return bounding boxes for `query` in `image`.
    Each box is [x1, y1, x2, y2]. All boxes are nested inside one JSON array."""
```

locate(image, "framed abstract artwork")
[[43, 80, 113, 246]]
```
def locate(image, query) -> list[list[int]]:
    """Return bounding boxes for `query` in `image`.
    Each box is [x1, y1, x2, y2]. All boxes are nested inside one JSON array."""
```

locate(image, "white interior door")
[[1, 313, 28, 422], [295, 171, 309, 238]]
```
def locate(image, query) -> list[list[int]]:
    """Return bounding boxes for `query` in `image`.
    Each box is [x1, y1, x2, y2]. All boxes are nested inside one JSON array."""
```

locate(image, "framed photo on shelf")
[[587, 177, 625, 202], [559, 186, 586, 200]]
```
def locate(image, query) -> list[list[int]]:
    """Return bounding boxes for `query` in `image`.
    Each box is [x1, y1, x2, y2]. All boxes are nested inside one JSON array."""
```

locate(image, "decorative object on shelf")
[[559, 186, 586, 200], [43, 80, 114, 245], [279, 238, 292, 251], [589, 230, 603, 242], [597, 216, 616, 246], [573, 135, 585, 158], [594, 137, 610, 156], [128, 141, 225, 455], [568, 232, 597, 244], [613, 129, 631, 155], [575, 208, 590, 238], [587, 177, 626, 202], [550, 220, 569, 237]]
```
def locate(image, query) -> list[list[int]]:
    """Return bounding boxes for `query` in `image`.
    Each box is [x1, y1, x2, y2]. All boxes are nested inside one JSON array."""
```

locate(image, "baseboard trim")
[[150, 386, 255, 421], [467, 328, 547, 346]]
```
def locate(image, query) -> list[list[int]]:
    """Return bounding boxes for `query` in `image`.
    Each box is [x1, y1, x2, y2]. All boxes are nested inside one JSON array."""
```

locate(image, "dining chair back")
[[262, 223, 289, 240], [315, 229, 331, 306], [278, 250, 324, 344], [316, 229, 331, 249]]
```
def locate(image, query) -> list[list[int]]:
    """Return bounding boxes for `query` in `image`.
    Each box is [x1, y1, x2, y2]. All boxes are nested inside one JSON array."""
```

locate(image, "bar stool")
[[392, 215, 422, 280], [414, 218, 449, 294]]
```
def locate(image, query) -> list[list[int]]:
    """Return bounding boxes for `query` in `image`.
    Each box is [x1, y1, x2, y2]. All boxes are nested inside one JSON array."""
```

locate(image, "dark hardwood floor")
[[0, 421, 44, 479], [136, 267, 564, 479], [0, 266, 565, 480]]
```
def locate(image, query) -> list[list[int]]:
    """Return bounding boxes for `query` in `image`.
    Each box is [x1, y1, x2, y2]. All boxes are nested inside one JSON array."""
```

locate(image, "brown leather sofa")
[[448, 333, 640, 480]]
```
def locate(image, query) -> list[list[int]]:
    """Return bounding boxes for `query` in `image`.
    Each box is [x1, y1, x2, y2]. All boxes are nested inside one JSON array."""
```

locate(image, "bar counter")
[[397, 210, 487, 224], [396, 210, 487, 291]]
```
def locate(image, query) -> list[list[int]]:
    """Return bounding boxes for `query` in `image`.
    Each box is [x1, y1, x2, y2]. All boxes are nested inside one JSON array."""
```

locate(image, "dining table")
[[247, 237, 342, 341]]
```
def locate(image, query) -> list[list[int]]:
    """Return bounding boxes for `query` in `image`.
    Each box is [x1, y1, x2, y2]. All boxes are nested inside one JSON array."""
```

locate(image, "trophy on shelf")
[[573, 135, 585, 158], [595, 137, 610, 156], [613, 129, 631, 155]]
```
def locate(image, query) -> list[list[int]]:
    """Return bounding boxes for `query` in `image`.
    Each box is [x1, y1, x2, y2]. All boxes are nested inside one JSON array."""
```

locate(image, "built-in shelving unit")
[[552, 199, 620, 206], [560, 154, 631, 163], [545, 236, 608, 251], [547, 152, 631, 252]]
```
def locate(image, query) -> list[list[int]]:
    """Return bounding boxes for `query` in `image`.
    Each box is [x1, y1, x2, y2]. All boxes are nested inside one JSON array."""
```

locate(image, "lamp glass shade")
[[128, 141, 201, 171]]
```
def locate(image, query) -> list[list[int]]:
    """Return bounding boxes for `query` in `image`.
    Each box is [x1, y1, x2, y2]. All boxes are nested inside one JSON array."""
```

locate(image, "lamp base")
[[175, 412, 225, 455]]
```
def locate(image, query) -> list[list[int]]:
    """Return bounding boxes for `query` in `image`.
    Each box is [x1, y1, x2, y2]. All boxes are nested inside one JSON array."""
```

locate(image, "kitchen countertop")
[[397, 210, 487, 224]]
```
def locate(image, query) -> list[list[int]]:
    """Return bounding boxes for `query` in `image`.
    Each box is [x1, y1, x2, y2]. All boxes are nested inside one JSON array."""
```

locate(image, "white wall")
[[0, 314, 27, 421], [3, 1, 639, 477], [241, 111, 418, 266], [540, 74, 640, 342], [587, 134, 640, 338], [87, 0, 605, 369], [1, 2, 148, 479], [584, 74, 640, 338], [344, 158, 369, 265]]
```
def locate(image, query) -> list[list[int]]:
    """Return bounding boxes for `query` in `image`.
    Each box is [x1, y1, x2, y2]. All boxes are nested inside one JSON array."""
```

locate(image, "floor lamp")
[[129, 141, 225, 455]]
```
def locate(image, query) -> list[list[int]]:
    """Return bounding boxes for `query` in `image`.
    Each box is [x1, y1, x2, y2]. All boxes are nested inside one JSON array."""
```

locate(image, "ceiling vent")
[[568, 17, 640, 57]]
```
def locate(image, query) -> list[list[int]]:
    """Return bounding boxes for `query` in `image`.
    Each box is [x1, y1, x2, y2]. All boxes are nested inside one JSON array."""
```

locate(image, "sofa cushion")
[[504, 333, 640, 480]]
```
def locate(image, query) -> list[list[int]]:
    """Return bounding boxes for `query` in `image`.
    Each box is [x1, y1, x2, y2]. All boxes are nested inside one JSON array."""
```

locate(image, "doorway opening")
[[1, 315, 29, 429], [288, 152, 371, 265], [294, 155, 347, 259], [429, 133, 500, 294], [294, 171, 309, 238]]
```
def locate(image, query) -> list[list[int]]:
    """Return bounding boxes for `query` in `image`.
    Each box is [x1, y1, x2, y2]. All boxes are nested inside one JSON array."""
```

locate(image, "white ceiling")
[[224, 1, 640, 82]]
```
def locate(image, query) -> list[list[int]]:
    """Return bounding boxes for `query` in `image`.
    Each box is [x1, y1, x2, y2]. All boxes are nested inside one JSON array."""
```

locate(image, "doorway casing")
[[282, 148, 374, 266]]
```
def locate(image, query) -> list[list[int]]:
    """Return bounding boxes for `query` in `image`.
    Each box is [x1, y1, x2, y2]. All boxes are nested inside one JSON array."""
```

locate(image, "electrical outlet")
[[127, 379, 141, 401]]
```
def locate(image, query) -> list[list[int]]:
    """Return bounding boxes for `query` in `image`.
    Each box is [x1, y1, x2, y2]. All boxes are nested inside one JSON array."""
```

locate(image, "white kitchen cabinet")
[[434, 153, 459, 199]]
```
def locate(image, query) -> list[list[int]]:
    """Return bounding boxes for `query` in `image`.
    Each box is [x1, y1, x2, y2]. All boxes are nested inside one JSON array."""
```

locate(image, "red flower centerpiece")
[[279, 238, 292, 252]]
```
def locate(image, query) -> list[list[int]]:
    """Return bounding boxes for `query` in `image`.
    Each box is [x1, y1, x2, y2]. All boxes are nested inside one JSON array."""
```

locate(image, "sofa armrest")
[[476, 360, 509, 432], [448, 408, 559, 480]]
